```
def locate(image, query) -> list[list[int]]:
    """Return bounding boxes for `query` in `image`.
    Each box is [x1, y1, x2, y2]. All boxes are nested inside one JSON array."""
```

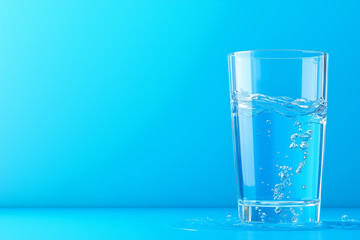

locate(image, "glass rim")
[[228, 49, 328, 60]]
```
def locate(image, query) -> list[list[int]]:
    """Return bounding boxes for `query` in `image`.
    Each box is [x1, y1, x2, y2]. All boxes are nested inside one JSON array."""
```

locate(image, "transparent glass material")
[[228, 50, 328, 224]]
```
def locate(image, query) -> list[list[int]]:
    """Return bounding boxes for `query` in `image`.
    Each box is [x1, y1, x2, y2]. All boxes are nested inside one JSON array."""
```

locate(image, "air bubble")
[[278, 171, 288, 180], [274, 207, 282, 214], [296, 161, 306, 174], [303, 185, 307, 189], [300, 131, 312, 141], [277, 183, 285, 190], [290, 208, 299, 223], [291, 133, 298, 141], [341, 215, 349, 221], [285, 155, 289, 158], [289, 142, 298, 149], [300, 141, 309, 150], [260, 212, 266, 221]]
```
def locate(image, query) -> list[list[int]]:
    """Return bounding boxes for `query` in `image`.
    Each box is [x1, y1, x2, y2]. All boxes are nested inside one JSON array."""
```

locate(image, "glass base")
[[238, 200, 320, 224]]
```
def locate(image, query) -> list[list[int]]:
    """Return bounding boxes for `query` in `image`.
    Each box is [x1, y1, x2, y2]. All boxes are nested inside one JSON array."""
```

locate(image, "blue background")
[[0, 0, 359, 207]]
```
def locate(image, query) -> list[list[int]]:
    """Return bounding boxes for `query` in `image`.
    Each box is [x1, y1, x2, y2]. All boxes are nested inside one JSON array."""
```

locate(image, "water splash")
[[230, 89, 327, 124]]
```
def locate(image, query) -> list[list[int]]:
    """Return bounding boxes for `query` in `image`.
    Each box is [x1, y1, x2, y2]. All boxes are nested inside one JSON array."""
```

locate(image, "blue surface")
[[0, 208, 359, 240], [0, 0, 360, 207]]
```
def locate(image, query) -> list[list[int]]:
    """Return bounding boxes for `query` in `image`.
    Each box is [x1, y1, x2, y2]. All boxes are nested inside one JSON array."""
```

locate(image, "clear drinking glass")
[[228, 50, 328, 224]]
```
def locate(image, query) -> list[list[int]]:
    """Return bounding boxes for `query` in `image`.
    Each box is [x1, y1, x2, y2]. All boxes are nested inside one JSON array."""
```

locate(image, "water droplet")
[[303, 185, 307, 189], [274, 207, 282, 214]]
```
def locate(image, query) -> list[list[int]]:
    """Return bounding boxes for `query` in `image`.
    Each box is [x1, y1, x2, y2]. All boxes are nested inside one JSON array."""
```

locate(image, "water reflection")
[[177, 215, 360, 231]]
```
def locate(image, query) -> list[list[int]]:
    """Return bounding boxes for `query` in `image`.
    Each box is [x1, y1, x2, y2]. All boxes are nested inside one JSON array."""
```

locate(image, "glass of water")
[[228, 50, 328, 224]]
